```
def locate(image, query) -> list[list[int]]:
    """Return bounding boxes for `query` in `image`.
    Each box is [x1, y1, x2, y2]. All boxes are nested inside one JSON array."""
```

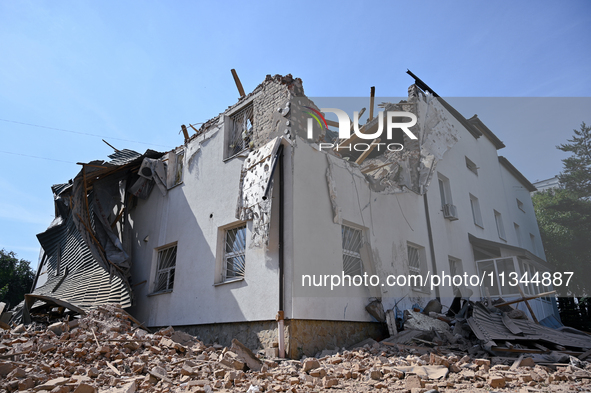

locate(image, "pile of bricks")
[[1, 304, 591, 393]]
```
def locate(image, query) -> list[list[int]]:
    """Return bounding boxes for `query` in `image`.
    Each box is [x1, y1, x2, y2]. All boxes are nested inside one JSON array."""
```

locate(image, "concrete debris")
[[1, 303, 590, 393]]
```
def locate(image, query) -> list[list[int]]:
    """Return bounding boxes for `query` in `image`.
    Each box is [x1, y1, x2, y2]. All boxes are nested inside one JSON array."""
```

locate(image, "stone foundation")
[[155, 319, 386, 359]]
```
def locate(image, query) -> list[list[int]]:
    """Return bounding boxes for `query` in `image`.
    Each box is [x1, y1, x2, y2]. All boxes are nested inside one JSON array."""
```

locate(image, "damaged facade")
[[28, 72, 555, 358]]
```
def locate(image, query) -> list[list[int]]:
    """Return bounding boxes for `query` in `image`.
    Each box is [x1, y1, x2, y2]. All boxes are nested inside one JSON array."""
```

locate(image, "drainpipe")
[[423, 192, 441, 302], [264, 143, 286, 358], [277, 144, 286, 358]]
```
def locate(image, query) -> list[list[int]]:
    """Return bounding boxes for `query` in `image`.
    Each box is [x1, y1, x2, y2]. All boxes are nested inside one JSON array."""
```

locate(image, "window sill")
[[474, 223, 484, 229], [214, 277, 245, 287], [147, 289, 173, 297]]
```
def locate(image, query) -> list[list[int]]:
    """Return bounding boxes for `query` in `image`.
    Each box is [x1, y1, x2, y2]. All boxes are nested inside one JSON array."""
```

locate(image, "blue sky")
[[1, 0, 590, 266]]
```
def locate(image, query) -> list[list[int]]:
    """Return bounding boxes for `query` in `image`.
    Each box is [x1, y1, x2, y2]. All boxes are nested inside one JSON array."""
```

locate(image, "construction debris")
[[1, 303, 591, 393]]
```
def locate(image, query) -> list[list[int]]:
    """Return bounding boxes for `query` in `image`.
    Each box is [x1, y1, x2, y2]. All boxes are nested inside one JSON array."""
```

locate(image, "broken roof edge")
[[186, 73, 304, 145], [468, 115, 506, 150], [468, 233, 551, 270], [498, 156, 537, 192], [406, 69, 483, 141]]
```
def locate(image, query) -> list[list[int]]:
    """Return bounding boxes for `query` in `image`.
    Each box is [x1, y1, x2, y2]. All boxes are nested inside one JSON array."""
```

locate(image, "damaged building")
[[26, 71, 557, 359]]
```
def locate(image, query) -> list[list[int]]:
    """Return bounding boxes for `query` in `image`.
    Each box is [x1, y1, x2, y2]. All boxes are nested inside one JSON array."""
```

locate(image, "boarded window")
[[154, 244, 177, 293]]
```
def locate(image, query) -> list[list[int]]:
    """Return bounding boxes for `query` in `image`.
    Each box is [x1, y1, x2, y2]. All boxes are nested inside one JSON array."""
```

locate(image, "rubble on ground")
[[2, 304, 591, 392]]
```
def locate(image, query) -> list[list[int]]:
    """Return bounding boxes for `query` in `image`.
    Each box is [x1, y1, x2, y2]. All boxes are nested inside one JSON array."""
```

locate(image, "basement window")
[[227, 103, 254, 158], [342, 225, 364, 276], [153, 243, 177, 293], [223, 224, 247, 281]]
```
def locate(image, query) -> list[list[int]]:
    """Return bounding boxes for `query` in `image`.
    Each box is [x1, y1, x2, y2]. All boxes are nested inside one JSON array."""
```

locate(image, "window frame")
[[407, 242, 429, 293], [469, 194, 484, 228], [152, 242, 178, 294], [224, 98, 256, 160], [465, 156, 478, 175], [494, 210, 506, 241], [341, 225, 364, 277], [217, 223, 248, 284], [437, 173, 453, 208]]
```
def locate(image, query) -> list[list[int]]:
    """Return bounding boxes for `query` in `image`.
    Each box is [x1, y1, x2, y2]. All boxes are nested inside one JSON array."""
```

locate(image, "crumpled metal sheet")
[[468, 302, 591, 350], [235, 137, 282, 248], [28, 149, 164, 314]]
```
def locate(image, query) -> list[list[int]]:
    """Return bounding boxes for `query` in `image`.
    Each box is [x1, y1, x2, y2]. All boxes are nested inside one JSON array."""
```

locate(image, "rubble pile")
[[2, 304, 591, 393]]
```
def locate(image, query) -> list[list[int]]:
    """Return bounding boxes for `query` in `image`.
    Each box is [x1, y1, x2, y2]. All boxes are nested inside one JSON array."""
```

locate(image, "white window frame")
[[221, 224, 247, 283], [470, 194, 484, 228], [153, 243, 178, 294], [407, 242, 428, 292], [476, 256, 520, 297], [494, 210, 506, 240], [341, 225, 364, 276], [437, 173, 453, 208]]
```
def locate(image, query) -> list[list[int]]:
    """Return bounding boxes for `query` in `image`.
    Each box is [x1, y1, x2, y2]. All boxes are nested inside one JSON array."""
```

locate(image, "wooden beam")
[[189, 124, 199, 133], [369, 86, 375, 121], [334, 132, 362, 151], [110, 207, 125, 229], [355, 138, 380, 165], [494, 290, 557, 308], [325, 119, 339, 128], [578, 348, 591, 360], [181, 124, 189, 143], [517, 285, 539, 324], [102, 139, 119, 152], [231, 69, 246, 98]]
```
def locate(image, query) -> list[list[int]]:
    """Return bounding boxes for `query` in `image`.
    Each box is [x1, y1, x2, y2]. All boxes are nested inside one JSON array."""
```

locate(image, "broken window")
[[465, 156, 478, 175], [228, 103, 254, 158], [342, 225, 364, 276], [470, 194, 483, 228], [223, 224, 247, 281], [494, 210, 506, 240], [154, 244, 177, 293]]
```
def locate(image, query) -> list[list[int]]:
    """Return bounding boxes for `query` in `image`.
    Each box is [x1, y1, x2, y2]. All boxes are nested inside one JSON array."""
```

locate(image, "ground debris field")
[[1, 305, 591, 393]]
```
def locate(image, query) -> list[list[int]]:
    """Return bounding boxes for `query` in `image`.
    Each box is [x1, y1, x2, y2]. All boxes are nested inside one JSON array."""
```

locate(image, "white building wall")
[[128, 123, 282, 327], [128, 80, 552, 327]]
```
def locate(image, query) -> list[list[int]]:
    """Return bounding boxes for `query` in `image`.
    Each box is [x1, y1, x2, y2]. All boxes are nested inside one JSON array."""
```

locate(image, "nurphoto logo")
[[304, 106, 419, 152]]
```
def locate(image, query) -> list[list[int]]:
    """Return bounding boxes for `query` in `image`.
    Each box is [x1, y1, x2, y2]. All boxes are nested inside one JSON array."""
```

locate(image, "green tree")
[[0, 249, 35, 309], [558, 122, 591, 198], [532, 188, 591, 296]]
